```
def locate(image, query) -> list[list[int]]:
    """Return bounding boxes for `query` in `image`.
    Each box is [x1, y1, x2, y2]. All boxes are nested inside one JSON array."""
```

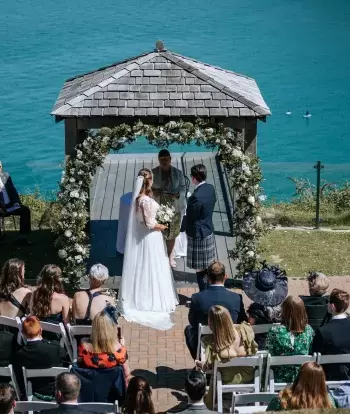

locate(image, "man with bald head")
[[0, 160, 31, 243]]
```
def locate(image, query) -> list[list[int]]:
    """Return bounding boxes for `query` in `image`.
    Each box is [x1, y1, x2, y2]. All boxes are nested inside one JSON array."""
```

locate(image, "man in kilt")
[[186, 164, 217, 291]]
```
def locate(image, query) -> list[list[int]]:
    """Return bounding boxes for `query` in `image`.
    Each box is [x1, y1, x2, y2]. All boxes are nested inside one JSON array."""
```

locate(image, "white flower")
[[75, 255, 83, 263], [215, 139, 221, 144], [70, 190, 80, 198], [205, 128, 214, 135], [245, 170, 252, 176], [73, 212, 78, 217], [220, 139, 227, 145], [247, 251, 255, 257], [168, 121, 177, 129], [256, 216, 263, 226], [64, 230, 72, 238], [232, 149, 243, 158], [58, 249, 67, 259], [69, 178, 75, 183], [78, 170, 83, 175], [76, 150, 83, 160], [102, 136, 109, 144], [164, 214, 170, 221], [248, 195, 255, 205], [70, 169, 75, 174], [61, 208, 67, 215]]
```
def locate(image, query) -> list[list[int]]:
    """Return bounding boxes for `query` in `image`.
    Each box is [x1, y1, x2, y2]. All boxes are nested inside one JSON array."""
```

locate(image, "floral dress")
[[266, 324, 314, 383]]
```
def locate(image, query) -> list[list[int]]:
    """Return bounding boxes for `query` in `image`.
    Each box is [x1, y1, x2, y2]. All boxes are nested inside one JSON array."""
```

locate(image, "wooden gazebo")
[[52, 41, 270, 283]]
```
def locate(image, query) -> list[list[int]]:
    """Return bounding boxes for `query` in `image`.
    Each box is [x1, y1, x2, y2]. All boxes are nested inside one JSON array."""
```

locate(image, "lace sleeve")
[[139, 197, 157, 229]]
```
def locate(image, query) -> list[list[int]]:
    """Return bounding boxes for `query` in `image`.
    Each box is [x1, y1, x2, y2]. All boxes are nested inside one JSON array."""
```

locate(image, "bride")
[[119, 168, 179, 330]]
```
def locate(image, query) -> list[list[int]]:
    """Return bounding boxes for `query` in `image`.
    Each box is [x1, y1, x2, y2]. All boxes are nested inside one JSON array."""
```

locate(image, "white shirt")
[[332, 313, 348, 320], [0, 176, 11, 205], [26, 337, 43, 342], [195, 181, 206, 190]]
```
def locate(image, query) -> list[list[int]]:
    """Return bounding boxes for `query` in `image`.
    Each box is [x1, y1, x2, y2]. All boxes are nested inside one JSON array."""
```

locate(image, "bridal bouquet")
[[156, 203, 176, 227]]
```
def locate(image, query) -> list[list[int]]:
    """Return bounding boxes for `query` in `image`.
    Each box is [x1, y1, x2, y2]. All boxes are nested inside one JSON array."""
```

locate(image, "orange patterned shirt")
[[78, 341, 128, 369]]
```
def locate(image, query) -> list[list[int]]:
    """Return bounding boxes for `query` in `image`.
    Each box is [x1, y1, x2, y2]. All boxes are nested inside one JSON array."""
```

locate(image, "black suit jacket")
[[0, 172, 20, 207], [12, 339, 66, 396], [186, 183, 216, 239], [188, 285, 247, 327], [312, 317, 350, 380], [300, 295, 330, 332], [44, 404, 97, 414]]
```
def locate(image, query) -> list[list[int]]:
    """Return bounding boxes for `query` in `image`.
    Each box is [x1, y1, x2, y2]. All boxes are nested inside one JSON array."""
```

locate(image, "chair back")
[[14, 401, 57, 412], [265, 353, 317, 391], [317, 353, 350, 388], [213, 354, 264, 412], [22, 366, 70, 400], [252, 324, 278, 335], [196, 324, 213, 360], [0, 365, 21, 399], [67, 324, 92, 362], [0, 316, 23, 344], [79, 401, 119, 413], [231, 392, 277, 413]]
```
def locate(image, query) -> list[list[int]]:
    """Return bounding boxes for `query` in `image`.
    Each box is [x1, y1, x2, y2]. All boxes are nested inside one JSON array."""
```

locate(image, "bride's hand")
[[155, 224, 168, 231]]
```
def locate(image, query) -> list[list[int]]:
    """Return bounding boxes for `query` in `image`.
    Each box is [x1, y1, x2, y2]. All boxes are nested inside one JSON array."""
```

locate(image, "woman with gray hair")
[[72, 264, 115, 325], [300, 271, 330, 331]]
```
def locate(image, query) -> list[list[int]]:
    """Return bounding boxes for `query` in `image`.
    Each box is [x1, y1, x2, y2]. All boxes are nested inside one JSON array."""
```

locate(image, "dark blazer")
[[186, 182, 216, 239], [44, 404, 97, 414], [13, 339, 66, 396], [0, 329, 17, 367], [169, 403, 217, 414], [312, 317, 350, 380], [0, 172, 20, 207], [300, 295, 330, 332], [188, 285, 247, 327]]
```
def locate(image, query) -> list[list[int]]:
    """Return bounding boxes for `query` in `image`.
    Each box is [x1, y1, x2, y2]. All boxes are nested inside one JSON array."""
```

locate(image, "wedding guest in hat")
[[243, 262, 288, 349], [300, 271, 330, 331]]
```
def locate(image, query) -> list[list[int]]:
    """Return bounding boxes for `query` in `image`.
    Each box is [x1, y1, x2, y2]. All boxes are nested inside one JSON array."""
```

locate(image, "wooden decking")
[[89, 152, 236, 287]]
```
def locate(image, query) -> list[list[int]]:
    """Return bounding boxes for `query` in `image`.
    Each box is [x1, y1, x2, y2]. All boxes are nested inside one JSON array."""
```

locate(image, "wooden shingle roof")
[[52, 44, 271, 119]]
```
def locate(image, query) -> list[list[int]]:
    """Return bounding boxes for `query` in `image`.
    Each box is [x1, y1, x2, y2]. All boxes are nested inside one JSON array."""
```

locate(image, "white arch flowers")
[[55, 118, 263, 287]]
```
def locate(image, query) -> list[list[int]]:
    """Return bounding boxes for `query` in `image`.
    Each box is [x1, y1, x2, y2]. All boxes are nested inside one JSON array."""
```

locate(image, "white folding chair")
[[0, 365, 21, 399], [265, 353, 317, 392], [67, 324, 92, 362], [252, 324, 279, 335], [213, 354, 264, 413], [14, 401, 57, 412], [196, 324, 212, 360], [78, 401, 119, 413], [231, 392, 277, 413], [317, 353, 350, 389], [0, 315, 23, 344], [22, 366, 70, 401]]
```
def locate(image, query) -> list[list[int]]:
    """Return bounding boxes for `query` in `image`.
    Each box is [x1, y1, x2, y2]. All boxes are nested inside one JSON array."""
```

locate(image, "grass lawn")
[[259, 230, 350, 277]]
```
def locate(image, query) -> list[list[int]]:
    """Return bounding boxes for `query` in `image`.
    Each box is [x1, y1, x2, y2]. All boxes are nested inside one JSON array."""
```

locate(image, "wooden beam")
[[64, 118, 87, 156], [243, 118, 257, 157]]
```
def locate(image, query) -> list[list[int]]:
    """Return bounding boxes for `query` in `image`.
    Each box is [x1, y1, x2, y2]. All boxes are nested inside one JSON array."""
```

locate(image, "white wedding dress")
[[119, 176, 179, 330]]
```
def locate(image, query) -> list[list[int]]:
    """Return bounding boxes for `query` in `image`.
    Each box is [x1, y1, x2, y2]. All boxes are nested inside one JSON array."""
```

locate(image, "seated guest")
[[13, 316, 66, 399], [30, 264, 70, 325], [267, 362, 336, 411], [198, 305, 257, 409], [267, 296, 314, 384], [244, 262, 288, 349], [0, 258, 32, 318], [72, 264, 115, 325], [78, 305, 130, 385], [300, 271, 330, 331], [312, 288, 350, 381], [171, 369, 217, 414], [44, 372, 96, 414], [0, 160, 31, 244], [122, 376, 155, 414], [185, 261, 246, 360], [0, 384, 16, 414], [152, 149, 186, 268]]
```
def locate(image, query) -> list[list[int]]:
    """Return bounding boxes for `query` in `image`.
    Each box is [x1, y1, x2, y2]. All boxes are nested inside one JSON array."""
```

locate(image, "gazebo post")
[[243, 119, 258, 157]]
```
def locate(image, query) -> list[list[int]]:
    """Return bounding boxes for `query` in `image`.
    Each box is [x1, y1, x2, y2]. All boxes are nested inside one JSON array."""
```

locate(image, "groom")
[[185, 164, 217, 291]]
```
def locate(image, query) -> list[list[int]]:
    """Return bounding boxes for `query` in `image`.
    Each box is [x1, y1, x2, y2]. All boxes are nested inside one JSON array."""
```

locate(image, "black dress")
[[300, 295, 330, 331]]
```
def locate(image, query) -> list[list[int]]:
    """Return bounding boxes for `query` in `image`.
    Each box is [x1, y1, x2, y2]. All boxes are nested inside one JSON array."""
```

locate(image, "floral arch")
[[55, 118, 263, 287]]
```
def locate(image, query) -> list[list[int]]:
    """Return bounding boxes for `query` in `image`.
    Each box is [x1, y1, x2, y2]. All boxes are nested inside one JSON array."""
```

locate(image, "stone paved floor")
[[119, 277, 350, 413]]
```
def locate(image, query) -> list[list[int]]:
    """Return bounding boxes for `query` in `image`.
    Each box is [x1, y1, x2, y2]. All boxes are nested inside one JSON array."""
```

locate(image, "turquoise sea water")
[[1, 0, 350, 200]]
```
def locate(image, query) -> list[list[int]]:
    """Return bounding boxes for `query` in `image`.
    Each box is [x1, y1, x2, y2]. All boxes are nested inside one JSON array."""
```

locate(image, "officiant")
[[152, 150, 186, 268], [0, 161, 31, 243]]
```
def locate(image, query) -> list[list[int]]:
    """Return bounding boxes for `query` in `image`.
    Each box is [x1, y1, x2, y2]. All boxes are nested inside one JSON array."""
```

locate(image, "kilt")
[[187, 233, 216, 269]]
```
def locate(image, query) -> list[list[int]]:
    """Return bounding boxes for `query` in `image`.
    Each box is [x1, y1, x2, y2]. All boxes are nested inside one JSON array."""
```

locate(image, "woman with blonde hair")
[[267, 296, 314, 384], [78, 305, 130, 384], [122, 376, 155, 414], [300, 271, 330, 331], [119, 168, 178, 331], [267, 361, 336, 410], [30, 264, 70, 324], [198, 305, 257, 409]]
